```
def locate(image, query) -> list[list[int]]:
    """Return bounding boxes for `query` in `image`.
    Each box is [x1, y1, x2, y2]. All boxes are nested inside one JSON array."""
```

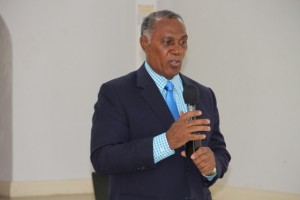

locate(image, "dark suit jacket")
[[91, 64, 231, 200]]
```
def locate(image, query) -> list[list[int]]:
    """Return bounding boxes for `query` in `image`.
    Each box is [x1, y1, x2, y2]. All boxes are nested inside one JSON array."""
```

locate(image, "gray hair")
[[141, 10, 184, 40]]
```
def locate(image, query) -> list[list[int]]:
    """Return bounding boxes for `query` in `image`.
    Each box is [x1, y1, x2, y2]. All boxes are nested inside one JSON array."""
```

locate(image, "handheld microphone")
[[183, 84, 202, 158]]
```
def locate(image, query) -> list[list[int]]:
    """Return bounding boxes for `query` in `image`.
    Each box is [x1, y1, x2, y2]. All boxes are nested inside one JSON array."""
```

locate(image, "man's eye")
[[180, 40, 187, 45], [163, 40, 171, 45]]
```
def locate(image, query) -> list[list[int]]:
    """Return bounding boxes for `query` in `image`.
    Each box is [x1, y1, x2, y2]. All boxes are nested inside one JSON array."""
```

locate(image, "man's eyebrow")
[[181, 35, 188, 40], [163, 35, 188, 40]]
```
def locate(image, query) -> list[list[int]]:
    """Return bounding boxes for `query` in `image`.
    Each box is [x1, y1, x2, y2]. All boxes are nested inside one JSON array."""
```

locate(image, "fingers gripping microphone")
[[183, 84, 202, 158]]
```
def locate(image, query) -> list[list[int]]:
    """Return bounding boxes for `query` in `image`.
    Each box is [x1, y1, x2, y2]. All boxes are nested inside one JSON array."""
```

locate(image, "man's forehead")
[[161, 34, 188, 40]]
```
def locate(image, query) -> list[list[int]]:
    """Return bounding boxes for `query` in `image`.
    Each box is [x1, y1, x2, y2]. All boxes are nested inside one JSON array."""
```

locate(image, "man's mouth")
[[169, 60, 181, 67]]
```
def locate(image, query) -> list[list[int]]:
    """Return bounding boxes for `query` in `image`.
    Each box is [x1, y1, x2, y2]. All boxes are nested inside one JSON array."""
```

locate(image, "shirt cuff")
[[203, 170, 217, 181], [153, 133, 175, 163]]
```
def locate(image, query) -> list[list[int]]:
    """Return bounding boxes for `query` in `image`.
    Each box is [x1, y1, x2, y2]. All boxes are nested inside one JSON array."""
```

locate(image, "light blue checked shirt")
[[145, 62, 186, 163], [145, 62, 217, 181]]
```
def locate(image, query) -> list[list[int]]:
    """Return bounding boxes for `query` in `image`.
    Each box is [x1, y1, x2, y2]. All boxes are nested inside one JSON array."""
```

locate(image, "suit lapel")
[[136, 65, 175, 130]]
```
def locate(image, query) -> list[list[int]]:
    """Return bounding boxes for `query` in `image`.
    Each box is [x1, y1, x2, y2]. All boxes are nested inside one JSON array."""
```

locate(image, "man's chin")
[[165, 70, 181, 79]]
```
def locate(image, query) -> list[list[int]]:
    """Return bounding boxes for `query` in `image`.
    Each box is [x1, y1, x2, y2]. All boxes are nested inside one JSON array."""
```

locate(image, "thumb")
[[181, 150, 186, 157]]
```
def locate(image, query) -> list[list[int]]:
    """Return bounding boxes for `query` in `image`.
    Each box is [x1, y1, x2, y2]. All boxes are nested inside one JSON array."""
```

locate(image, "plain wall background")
[[0, 13, 12, 182], [0, 0, 299, 195], [0, 0, 136, 181]]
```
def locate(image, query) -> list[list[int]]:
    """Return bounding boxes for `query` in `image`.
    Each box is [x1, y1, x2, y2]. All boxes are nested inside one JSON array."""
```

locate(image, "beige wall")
[[0, 0, 136, 182], [0, 15, 12, 182]]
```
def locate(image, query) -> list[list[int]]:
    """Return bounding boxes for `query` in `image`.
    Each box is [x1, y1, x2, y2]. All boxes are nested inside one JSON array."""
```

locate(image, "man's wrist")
[[206, 167, 217, 176], [202, 167, 217, 181]]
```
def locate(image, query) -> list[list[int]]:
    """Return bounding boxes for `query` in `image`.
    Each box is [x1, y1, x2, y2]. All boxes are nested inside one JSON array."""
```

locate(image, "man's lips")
[[169, 60, 182, 67]]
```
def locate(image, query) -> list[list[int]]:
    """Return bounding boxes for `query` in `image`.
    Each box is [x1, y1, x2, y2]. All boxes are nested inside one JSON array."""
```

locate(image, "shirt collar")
[[144, 61, 182, 92]]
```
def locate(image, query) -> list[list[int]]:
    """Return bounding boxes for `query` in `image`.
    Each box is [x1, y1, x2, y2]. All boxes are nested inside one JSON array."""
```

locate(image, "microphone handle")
[[186, 104, 202, 158]]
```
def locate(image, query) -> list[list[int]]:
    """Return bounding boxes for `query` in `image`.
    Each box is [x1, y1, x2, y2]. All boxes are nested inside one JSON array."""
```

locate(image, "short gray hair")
[[141, 10, 184, 40]]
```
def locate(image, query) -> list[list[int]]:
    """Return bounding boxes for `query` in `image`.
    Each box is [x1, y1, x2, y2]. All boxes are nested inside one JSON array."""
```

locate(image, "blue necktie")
[[164, 81, 180, 120]]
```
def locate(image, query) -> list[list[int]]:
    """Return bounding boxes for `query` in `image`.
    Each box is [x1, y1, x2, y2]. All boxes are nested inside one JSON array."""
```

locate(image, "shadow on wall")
[[0, 14, 13, 188]]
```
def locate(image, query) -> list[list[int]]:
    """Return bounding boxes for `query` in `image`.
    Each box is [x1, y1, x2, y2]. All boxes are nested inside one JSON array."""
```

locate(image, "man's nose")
[[171, 44, 184, 55]]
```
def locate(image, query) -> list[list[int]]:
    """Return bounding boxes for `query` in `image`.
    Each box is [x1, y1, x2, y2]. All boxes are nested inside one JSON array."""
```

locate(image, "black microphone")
[[183, 84, 202, 158]]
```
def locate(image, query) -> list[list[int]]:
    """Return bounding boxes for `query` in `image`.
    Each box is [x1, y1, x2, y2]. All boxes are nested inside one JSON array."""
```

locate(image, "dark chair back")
[[92, 172, 109, 200]]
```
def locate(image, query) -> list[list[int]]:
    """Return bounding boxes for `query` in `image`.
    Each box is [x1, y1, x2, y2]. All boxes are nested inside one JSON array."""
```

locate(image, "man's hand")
[[166, 110, 210, 150], [182, 147, 216, 176]]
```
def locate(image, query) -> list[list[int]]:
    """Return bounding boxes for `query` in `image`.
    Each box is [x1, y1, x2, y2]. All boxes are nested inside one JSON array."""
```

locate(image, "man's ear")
[[140, 36, 149, 51]]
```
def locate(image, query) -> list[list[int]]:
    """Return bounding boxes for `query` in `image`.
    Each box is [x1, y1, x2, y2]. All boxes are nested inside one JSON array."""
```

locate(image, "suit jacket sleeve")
[[204, 88, 231, 186]]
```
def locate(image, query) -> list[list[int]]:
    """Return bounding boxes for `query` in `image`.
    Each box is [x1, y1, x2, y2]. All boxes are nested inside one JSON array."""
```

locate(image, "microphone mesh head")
[[183, 84, 199, 105]]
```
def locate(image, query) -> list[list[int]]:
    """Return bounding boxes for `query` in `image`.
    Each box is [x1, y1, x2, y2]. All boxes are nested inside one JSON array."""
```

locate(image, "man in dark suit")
[[91, 10, 231, 200]]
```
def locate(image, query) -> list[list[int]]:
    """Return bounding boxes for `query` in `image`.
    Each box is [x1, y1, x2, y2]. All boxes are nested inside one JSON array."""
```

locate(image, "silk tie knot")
[[164, 81, 174, 92]]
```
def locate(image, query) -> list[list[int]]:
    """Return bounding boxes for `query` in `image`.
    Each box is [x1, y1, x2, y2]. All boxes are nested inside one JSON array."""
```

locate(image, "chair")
[[92, 172, 109, 200]]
